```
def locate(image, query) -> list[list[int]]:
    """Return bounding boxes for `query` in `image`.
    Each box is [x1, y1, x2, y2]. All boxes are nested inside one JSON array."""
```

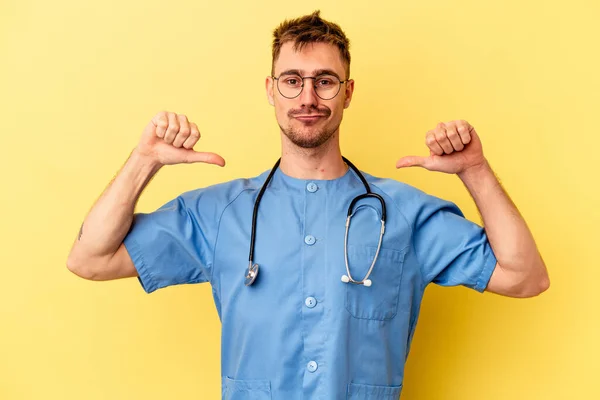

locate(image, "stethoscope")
[[244, 156, 387, 287]]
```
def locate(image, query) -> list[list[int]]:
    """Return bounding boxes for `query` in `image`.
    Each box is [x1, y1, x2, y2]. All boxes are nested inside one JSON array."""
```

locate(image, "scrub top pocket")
[[345, 245, 406, 321], [222, 376, 272, 400], [347, 382, 403, 399]]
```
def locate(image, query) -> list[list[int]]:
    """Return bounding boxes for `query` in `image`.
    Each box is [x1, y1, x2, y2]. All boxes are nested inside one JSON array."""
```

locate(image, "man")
[[67, 10, 549, 399]]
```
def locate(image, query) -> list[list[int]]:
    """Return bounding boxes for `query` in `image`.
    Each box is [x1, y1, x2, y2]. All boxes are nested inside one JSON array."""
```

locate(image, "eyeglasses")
[[272, 74, 349, 100]]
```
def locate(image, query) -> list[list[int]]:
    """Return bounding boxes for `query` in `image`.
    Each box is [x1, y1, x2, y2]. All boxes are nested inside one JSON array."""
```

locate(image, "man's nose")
[[299, 78, 319, 107]]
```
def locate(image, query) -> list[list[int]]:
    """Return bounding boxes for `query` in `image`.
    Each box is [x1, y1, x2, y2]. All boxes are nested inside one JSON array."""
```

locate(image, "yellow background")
[[1, 0, 598, 398]]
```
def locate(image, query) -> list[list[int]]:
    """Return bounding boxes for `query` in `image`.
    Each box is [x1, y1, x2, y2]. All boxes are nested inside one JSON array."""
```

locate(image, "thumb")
[[181, 149, 226, 166], [395, 156, 430, 169]]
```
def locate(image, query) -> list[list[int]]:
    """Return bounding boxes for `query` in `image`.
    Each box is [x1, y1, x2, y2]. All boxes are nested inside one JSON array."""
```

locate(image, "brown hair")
[[271, 10, 351, 78]]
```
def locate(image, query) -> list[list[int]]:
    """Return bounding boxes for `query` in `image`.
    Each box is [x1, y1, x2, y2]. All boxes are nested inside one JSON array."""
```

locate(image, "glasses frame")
[[271, 74, 350, 100]]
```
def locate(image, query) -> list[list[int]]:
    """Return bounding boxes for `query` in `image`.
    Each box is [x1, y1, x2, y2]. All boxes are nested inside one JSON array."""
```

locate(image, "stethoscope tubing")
[[245, 156, 386, 286]]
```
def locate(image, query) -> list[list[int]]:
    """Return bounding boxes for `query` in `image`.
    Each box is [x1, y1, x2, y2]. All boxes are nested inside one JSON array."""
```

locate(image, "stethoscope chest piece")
[[245, 263, 259, 286]]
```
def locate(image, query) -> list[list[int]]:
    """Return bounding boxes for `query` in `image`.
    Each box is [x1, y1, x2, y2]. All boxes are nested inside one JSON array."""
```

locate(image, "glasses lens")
[[277, 75, 303, 98], [314, 74, 341, 100], [276, 74, 342, 99]]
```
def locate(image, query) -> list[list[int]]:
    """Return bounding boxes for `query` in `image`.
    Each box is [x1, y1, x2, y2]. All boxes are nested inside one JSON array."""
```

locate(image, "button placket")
[[301, 179, 327, 396]]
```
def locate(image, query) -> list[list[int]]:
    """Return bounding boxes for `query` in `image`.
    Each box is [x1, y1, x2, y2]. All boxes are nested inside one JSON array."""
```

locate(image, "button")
[[304, 235, 316, 245], [306, 182, 318, 193], [305, 297, 317, 308], [307, 361, 318, 373]]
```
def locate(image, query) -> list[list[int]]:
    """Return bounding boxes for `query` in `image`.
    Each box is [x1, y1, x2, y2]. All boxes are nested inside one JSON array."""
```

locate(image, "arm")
[[66, 111, 225, 281], [458, 161, 549, 297], [66, 150, 161, 280], [396, 120, 549, 298]]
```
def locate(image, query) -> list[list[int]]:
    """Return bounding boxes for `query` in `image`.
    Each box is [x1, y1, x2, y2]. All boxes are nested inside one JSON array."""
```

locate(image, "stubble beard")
[[279, 122, 340, 149]]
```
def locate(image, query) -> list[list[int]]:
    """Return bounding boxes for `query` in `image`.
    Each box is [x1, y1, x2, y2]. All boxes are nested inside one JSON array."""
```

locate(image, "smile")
[[294, 115, 327, 122]]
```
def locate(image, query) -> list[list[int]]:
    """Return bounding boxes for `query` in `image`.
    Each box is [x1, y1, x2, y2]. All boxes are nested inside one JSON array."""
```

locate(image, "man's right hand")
[[135, 111, 226, 167]]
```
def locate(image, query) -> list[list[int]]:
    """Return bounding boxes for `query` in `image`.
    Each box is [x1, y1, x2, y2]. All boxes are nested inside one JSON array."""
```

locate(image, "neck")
[[279, 132, 347, 180]]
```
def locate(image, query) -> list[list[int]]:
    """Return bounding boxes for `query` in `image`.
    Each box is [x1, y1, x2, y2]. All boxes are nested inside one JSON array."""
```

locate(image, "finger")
[[425, 131, 444, 156], [183, 150, 226, 166], [434, 123, 454, 154], [172, 114, 191, 148], [445, 122, 464, 151], [456, 120, 472, 145], [153, 111, 168, 138], [182, 122, 201, 149], [396, 156, 430, 169], [163, 112, 180, 144]]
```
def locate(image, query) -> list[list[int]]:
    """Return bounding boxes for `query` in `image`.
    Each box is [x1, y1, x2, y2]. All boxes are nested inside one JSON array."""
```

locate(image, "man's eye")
[[316, 77, 336, 87], [285, 78, 301, 85]]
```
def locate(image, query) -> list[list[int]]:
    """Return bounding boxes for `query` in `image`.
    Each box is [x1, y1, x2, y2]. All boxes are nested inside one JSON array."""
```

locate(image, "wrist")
[[458, 159, 492, 182], [130, 148, 163, 175]]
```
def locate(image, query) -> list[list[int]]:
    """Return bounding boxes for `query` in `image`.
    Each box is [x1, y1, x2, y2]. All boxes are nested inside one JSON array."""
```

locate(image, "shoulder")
[[358, 170, 463, 219], [359, 170, 431, 202], [174, 169, 269, 215]]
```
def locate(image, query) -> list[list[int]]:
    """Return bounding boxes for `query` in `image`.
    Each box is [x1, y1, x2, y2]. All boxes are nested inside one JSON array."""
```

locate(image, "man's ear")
[[266, 76, 275, 106], [343, 79, 355, 109]]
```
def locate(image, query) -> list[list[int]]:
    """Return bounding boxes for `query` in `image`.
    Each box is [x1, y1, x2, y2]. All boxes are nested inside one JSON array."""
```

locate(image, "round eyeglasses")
[[272, 74, 349, 100]]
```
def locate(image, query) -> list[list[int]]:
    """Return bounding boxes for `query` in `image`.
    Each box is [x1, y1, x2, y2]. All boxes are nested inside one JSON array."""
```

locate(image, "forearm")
[[458, 160, 548, 289], [67, 149, 161, 267]]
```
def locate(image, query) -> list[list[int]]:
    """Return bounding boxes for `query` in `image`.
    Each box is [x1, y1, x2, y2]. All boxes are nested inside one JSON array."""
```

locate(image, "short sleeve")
[[412, 192, 497, 293], [123, 191, 214, 294]]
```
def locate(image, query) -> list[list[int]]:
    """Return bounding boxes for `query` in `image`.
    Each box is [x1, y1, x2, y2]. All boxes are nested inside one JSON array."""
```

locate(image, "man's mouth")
[[293, 115, 327, 122]]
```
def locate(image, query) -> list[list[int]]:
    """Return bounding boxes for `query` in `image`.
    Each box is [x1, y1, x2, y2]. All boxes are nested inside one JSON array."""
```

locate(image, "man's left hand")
[[396, 120, 487, 174]]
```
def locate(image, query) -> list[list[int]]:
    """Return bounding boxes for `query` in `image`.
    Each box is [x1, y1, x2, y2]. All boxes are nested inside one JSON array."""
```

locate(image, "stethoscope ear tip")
[[341, 275, 372, 286]]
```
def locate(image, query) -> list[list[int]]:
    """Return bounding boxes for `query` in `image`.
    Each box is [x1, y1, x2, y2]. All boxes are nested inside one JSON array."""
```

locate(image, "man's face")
[[266, 41, 354, 149]]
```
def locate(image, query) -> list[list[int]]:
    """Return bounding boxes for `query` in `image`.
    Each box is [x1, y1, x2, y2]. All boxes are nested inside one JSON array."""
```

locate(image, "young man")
[[67, 11, 549, 399]]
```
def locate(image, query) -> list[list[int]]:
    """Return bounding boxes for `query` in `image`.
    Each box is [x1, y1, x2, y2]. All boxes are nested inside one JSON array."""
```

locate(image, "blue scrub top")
[[123, 166, 497, 400]]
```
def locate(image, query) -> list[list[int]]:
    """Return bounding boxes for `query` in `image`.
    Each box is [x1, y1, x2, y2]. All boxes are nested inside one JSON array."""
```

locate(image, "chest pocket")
[[345, 245, 406, 321], [347, 382, 403, 399]]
